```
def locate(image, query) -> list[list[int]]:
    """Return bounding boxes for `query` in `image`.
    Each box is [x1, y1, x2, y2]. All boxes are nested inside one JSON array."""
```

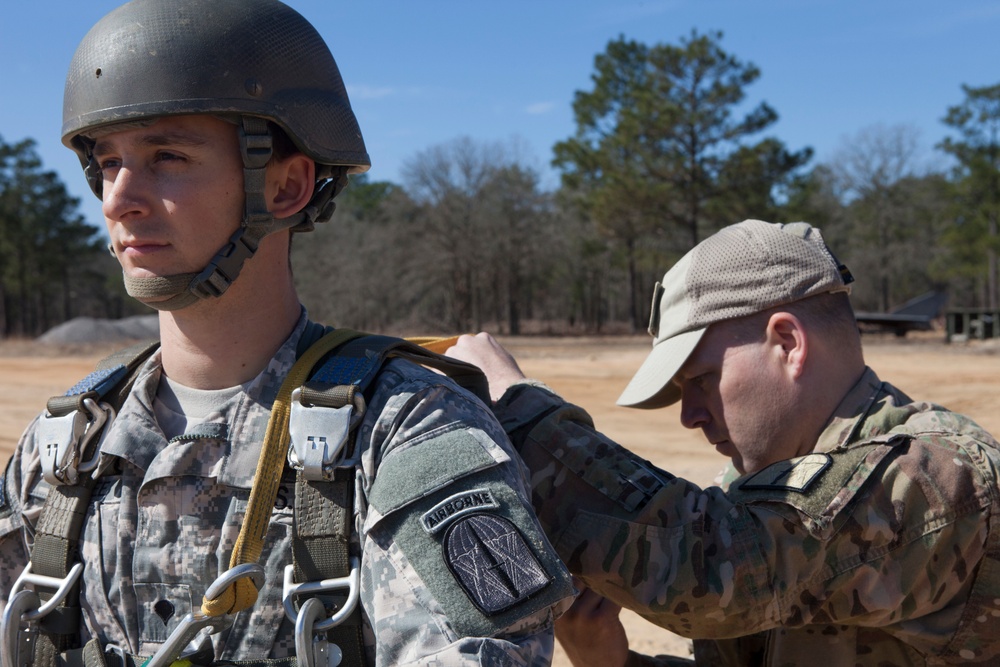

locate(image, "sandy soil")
[[1, 333, 998, 664]]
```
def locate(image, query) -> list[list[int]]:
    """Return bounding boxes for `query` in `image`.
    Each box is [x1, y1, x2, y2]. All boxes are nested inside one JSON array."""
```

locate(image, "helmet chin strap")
[[113, 117, 347, 311]]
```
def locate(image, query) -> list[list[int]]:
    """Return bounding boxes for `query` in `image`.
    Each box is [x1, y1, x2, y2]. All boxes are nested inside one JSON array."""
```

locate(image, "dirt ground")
[[1, 333, 998, 664]]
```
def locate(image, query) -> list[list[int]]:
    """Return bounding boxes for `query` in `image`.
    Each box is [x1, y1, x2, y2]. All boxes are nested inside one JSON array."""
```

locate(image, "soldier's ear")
[[765, 311, 807, 379], [266, 153, 315, 219]]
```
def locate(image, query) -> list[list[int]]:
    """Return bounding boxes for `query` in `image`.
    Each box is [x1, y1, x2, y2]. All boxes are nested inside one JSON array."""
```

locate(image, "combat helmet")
[[62, 0, 371, 310]]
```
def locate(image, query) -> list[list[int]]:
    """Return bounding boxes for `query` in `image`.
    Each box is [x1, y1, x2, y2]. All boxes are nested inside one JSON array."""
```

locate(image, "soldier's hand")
[[445, 332, 527, 403], [556, 585, 629, 667]]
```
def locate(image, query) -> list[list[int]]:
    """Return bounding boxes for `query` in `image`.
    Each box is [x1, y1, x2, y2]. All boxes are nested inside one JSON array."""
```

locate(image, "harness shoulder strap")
[[18, 340, 159, 667]]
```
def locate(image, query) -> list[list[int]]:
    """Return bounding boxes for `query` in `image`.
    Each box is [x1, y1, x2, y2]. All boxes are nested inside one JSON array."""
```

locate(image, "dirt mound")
[[37, 315, 159, 345]]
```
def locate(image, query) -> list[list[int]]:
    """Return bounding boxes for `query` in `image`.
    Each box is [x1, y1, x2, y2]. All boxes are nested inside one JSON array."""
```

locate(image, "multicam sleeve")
[[493, 383, 775, 637], [493, 382, 998, 654], [624, 650, 695, 666]]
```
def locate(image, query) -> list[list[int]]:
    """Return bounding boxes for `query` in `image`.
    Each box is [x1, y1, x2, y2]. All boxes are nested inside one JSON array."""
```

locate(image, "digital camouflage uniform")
[[0, 312, 575, 665], [492, 367, 1000, 666]]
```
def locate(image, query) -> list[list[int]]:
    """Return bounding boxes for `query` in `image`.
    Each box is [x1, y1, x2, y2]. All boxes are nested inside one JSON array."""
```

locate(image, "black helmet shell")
[[62, 0, 370, 175]]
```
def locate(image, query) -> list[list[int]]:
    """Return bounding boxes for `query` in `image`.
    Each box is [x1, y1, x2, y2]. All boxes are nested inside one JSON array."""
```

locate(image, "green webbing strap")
[[294, 469, 365, 666], [29, 340, 160, 667], [287, 332, 387, 667]]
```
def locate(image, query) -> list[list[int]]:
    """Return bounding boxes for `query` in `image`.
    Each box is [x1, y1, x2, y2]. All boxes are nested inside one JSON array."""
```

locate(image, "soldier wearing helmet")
[[0, 1, 574, 665]]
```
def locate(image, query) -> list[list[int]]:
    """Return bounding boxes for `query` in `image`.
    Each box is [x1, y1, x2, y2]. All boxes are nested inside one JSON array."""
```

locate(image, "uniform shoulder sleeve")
[[360, 363, 574, 663]]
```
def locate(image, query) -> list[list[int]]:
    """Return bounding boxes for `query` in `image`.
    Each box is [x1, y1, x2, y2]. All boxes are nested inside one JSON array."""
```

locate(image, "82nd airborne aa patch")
[[443, 513, 550, 615]]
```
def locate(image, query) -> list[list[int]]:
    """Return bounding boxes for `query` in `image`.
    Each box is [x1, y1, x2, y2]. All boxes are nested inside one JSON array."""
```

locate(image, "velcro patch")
[[444, 513, 550, 615], [739, 453, 832, 492], [421, 488, 498, 534]]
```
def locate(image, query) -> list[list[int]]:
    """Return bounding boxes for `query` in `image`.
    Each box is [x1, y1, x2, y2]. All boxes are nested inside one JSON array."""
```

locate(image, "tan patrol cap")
[[617, 219, 854, 409]]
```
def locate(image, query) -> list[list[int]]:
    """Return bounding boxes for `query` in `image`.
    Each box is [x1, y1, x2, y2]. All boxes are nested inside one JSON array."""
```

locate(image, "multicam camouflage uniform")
[[493, 367, 1000, 666], [0, 312, 574, 665]]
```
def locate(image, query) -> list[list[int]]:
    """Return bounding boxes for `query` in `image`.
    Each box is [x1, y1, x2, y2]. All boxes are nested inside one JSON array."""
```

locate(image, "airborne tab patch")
[[739, 453, 832, 493], [444, 514, 550, 615], [421, 488, 498, 534]]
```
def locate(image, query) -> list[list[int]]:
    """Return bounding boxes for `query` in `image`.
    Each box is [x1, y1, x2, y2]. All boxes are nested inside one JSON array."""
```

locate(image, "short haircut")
[[720, 291, 860, 352]]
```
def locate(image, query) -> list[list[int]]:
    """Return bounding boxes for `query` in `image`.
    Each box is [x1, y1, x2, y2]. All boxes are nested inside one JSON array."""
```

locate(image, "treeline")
[[298, 32, 1000, 335], [4, 31, 999, 338], [0, 137, 139, 338]]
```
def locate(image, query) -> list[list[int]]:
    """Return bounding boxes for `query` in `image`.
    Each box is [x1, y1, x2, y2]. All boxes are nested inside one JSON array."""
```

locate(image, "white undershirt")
[[154, 375, 243, 440]]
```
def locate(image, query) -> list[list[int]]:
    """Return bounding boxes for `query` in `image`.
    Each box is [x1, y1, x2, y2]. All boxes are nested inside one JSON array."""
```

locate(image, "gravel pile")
[[38, 315, 159, 344]]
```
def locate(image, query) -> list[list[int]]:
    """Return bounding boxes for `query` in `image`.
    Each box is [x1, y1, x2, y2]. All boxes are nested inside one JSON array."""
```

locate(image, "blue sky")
[[3, 1, 999, 229]]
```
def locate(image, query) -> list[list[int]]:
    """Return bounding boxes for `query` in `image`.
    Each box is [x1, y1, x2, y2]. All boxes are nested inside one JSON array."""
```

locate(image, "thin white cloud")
[[526, 102, 555, 115], [348, 84, 394, 100]]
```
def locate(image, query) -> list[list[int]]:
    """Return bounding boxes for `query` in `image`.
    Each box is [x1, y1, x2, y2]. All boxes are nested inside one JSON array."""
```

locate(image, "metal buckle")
[[1, 590, 40, 667], [9, 562, 84, 621], [37, 398, 112, 486], [104, 643, 127, 664], [294, 598, 342, 667], [287, 387, 365, 480], [284, 557, 359, 667], [282, 556, 361, 633], [143, 563, 265, 667], [2, 563, 85, 667]]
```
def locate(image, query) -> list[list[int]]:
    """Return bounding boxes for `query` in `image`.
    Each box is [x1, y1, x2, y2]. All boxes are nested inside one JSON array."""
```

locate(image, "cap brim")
[[616, 327, 706, 409]]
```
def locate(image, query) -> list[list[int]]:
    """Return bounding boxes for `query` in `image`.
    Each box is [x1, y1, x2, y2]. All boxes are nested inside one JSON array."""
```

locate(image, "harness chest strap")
[[281, 335, 474, 666], [204, 328, 370, 617], [256, 334, 484, 667]]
